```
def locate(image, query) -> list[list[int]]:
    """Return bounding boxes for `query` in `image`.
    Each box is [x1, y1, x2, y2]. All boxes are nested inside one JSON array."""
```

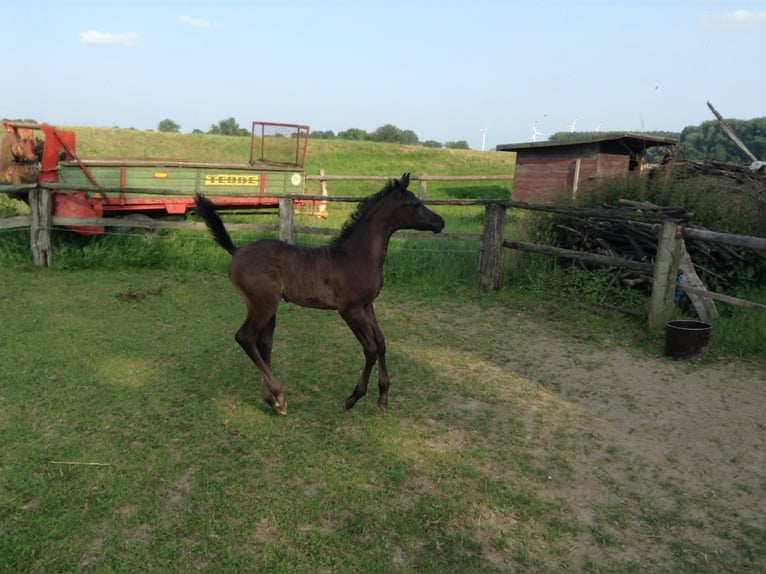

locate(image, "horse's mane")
[[330, 178, 399, 248]]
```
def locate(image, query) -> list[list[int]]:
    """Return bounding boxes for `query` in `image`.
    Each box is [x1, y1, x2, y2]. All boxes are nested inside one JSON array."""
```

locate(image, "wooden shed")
[[496, 133, 678, 203]]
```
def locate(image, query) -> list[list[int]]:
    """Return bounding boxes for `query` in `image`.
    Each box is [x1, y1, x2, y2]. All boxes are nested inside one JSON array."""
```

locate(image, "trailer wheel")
[[114, 214, 157, 236]]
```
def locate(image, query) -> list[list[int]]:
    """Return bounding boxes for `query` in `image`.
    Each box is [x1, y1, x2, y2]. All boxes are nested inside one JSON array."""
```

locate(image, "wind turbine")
[[480, 128, 487, 151], [530, 122, 544, 142], [568, 118, 578, 133]]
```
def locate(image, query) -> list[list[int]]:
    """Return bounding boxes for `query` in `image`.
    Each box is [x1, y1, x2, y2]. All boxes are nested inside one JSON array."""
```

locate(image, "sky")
[[4, 0, 766, 151]]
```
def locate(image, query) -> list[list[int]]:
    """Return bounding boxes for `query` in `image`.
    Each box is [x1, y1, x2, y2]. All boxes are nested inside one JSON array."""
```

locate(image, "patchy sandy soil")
[[540, 341, 766, 569], [400, 299, 766, 571], [530, 342, 765, 568]]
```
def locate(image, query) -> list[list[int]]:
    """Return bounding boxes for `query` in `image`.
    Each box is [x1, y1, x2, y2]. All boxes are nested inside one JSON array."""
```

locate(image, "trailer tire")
[[115, 214, 157, 236]]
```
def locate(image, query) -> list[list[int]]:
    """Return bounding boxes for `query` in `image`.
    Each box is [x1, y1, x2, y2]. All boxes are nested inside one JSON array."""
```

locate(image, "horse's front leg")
[[368, 306, 390, 410], [340, 304, 386, 411]]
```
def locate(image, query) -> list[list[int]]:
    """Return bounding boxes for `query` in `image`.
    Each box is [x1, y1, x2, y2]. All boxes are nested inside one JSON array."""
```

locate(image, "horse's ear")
[[400, 172, 410, 189]]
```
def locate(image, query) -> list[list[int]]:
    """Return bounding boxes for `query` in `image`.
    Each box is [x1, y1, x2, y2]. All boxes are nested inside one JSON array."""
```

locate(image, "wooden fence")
[[2, 174, 765, 330]]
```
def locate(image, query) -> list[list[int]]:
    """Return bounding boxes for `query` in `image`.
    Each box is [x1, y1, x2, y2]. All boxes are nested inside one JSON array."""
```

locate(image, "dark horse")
[[194, 173, 445, 415]]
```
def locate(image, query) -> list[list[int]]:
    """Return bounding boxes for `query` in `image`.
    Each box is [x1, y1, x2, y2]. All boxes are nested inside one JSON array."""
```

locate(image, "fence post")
[[318, 169, 328, 216], [647, 220, 682, 331], [479, 203, 506, 290], [279, 197, 295, 244], [418, 175, 427, 200], [29, 186, 53, 267]]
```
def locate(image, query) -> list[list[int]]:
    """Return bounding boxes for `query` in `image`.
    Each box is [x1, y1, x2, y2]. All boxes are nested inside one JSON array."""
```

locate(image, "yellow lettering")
[[204, 174, 260, 186]]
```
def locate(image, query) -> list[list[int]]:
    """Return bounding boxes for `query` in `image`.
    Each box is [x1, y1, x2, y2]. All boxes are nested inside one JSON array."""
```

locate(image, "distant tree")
[[209, 117, 248, 136], [369, 124, 420, 145], [370, 124, 401, 143], [311, 130, 336, 139], [337, 128, 369, 141], [3, 117, 37, 124], [158, 119, 181, 133], [680, 117, 766, 163], [547, 131, 586, 144], [422, 140, 443, 148], [445, 140, 470, 150], [191, 128, 204, 134], [400, 129, 419, 145]]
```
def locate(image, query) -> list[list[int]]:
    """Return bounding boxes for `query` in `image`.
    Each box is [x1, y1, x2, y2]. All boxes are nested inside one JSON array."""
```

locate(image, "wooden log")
[[647, 221, 682, 331], [572, 158, 581, 198], [625, 234, 647, 259], [479, 203, 506, 290], [682, 226, 766, 252], [0, 183, 37, 195], [304, 174, 514, 183], [0, 215, 31, 230], [678, 241, 718, 322], [638, 223, 766, 253], [278, 197, 294, 244], [29, 187, 53, 267], [707, 101, 759, 163], [678, 284, 766, 314], [51, 216, 278, 234], [503, 240, 654, 272]]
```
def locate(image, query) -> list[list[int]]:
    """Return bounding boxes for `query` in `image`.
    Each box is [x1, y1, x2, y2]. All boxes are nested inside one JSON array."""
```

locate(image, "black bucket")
[[664, 320, 712, 361]]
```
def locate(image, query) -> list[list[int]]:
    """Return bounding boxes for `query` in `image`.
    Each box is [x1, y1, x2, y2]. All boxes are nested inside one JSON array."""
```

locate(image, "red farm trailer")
[[0, 120, 322, 235]]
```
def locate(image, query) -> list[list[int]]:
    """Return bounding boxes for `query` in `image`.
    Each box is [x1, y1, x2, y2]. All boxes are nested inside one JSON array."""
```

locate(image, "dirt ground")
[[397, 294, 766, 570], [504, 316, 766, 569]]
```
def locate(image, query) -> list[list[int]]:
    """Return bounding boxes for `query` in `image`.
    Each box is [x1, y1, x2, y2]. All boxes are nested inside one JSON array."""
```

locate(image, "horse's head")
[[391, 172, 445, 233]]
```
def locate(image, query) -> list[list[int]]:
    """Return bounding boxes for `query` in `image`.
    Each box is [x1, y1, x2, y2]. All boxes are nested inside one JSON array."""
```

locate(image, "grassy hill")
[[65, 126, 516, 198]]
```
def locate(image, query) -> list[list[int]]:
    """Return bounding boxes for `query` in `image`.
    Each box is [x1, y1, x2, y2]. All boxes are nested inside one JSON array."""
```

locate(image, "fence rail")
[[2, 176, 765, 329]]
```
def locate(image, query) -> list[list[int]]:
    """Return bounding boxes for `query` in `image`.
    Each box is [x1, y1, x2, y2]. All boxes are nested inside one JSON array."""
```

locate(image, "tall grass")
[[513, 175, 766, 361], [0, 228, 481, 293]]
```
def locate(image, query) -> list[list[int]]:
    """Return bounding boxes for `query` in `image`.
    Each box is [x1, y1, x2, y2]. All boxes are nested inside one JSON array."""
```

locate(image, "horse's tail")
[[194, 193, 237, 255]]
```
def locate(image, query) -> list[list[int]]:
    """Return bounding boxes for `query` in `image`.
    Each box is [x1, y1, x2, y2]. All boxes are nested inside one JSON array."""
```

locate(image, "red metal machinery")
[[1, 120, 320, 235]]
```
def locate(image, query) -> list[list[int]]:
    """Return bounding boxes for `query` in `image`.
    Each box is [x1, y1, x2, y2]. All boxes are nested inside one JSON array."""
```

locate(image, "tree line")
[[157, 118, 470, 149], [546, 116, 766, 164], [155, 116, 766, 161], [3, 115, 762, 160]]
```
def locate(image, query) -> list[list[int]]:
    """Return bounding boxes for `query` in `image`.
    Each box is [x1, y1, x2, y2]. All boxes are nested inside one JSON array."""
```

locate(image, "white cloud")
[[699, 9, 766, 28], [179, 15, 216, 29], [79, 30, 141, 46]]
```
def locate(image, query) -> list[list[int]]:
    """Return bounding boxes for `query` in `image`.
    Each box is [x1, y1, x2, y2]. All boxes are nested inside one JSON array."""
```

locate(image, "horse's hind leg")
[[257, 315, 276, 368], [235, 312, 287, 415]]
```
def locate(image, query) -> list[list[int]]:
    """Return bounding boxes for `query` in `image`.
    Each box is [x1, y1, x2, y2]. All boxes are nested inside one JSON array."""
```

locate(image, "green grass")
[[1, 268, 764, 573]]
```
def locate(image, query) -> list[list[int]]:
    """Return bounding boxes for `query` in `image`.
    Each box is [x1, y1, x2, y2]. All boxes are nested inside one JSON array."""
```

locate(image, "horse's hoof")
[[343, 397, 356, 411], [270, 399, 287, 415]]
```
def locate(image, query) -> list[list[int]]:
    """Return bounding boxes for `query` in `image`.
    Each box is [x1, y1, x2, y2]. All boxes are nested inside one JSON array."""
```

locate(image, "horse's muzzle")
[[431, 216, 445, 233]]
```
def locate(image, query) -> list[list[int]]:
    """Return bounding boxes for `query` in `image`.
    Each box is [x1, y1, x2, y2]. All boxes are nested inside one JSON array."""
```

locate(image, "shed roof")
[[496, 133, 678, 154]]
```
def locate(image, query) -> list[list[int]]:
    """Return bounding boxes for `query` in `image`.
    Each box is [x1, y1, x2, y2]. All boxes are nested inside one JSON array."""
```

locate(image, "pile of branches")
[[673, 158, 766, 205], [551, 200, 761, 292]]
